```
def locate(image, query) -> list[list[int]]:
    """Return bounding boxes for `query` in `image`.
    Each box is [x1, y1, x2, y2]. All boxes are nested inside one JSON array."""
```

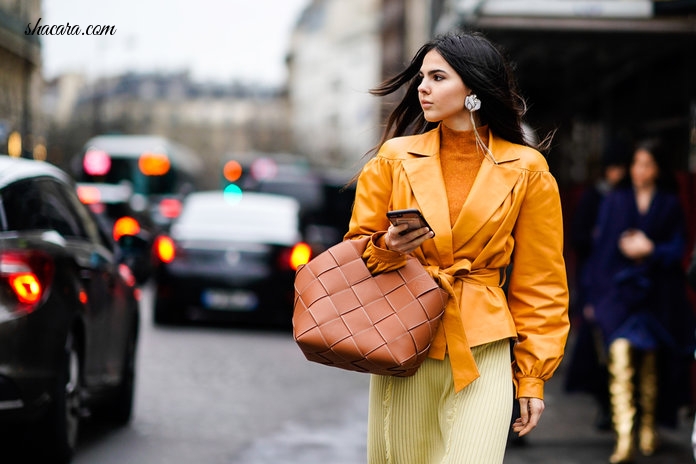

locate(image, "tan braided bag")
[[292, 236, 448, 377]]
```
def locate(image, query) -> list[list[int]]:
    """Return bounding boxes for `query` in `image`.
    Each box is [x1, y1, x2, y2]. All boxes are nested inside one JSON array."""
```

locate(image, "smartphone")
[[386, 209, 434, 236]]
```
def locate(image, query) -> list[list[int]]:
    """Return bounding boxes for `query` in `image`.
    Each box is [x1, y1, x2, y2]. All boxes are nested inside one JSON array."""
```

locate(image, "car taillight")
[[0, 251, 54, 314], [10, 273, 41, 304], [279, 242, 312, 271], [158, 198, 182, 219], [113, 216, 141, 241], [154, 236, 176, 263], [76, 185, 101, 204]]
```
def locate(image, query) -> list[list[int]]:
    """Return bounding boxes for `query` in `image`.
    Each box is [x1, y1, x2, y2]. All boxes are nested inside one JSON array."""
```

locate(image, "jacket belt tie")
[[425, 261, 504, 392]]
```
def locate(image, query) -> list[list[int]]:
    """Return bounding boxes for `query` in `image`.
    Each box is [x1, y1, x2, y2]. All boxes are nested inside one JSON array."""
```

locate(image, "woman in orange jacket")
[[344, 31, 570, 463]]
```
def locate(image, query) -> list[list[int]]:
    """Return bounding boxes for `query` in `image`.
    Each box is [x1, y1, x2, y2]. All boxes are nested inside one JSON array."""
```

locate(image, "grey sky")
[[40, 0, 309, 86]]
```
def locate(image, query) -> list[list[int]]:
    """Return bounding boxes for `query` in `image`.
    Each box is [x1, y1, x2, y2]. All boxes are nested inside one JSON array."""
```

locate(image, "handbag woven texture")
[[293, 236, 448, 377]]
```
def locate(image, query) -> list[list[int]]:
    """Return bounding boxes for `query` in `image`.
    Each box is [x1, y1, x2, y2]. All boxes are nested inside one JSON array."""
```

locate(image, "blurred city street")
[[68, 284, 694, 464]]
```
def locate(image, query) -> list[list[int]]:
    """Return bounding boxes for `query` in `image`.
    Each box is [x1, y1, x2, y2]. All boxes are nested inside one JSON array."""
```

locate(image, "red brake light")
[[154, 236, 176, 263], [139, 152, 171, 176], [158, 198, 183, 219], [281, 242, 311, 271], [1, 251, 54, 313], [113, 216, 141, 241], [10, 274, 42, 304], [76, 185, 101, 204]]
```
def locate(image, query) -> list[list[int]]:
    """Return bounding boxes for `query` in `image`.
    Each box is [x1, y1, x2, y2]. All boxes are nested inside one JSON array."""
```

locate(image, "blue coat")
[[586, 187, 695, 353], [585, 186, 696, 426]]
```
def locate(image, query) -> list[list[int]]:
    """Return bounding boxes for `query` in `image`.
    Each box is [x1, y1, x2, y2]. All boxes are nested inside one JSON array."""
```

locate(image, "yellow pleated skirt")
[[367, 338, 513, 464]]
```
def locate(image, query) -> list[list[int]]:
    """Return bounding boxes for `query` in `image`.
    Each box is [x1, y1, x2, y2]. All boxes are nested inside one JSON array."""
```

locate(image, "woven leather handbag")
[[293, 236, 448, 377]]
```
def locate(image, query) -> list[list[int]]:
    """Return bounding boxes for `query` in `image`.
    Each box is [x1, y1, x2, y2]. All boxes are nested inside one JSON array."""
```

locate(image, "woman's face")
[[630, 148, 659, 189], [417, 50, 473, 130]]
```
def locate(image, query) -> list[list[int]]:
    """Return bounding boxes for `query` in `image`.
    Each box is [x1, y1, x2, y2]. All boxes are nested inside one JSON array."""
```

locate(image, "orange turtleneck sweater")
[[439, 124, 489, 225]]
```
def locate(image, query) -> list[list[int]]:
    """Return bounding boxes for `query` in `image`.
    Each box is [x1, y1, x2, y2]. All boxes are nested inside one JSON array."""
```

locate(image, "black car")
[[0, 155, 140, 463], [152, 190, 311, 326]]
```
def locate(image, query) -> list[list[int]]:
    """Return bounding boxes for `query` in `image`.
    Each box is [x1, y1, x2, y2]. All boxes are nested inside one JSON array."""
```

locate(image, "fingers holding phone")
[[386, 209, 434, 253]]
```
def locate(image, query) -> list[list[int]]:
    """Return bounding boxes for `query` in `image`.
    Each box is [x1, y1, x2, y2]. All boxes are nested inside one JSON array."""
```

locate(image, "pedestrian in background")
[[584, 137, 696, 463], [344, 31, 569, 463], [564, 138, 631, 431]]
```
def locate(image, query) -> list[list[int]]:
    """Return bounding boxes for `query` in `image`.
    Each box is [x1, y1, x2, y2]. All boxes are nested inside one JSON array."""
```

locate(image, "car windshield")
[[171, 192, 300, 245]]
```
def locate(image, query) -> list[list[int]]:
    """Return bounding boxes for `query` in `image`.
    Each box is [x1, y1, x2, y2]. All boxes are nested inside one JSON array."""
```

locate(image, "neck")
[[634, 184, 656, 195], [443, 112, 481, 132]]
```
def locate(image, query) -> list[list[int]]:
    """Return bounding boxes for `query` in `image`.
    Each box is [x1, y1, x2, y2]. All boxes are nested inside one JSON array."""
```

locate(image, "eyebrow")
[[419, 68, 448, 76]]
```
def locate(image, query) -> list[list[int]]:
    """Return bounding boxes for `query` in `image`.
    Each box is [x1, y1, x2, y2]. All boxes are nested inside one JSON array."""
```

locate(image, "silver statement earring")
[[465, 94, 481, 112], [465, 93, 498, 165]]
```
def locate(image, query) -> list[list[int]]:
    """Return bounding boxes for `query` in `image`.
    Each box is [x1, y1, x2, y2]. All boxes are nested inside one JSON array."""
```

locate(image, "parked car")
[[76, 181, 156, 285], [152, 190, 311, 326], [0, 155, 140, 463]]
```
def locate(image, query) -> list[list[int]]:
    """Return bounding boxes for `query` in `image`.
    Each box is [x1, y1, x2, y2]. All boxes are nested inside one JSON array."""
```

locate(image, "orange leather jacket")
[[345, 126, 570, 398]]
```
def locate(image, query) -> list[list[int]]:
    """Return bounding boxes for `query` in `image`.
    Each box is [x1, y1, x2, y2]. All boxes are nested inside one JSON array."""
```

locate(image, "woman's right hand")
[[385, 224, 434, 254]]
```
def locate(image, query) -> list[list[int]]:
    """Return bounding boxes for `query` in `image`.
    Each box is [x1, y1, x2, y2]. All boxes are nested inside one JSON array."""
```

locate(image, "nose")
[[418, 78, 429, 94]]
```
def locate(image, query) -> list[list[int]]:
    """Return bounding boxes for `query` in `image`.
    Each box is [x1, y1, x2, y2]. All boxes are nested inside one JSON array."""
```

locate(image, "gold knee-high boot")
[[608, 338, 635, 464], [638, 350, 658, 456]]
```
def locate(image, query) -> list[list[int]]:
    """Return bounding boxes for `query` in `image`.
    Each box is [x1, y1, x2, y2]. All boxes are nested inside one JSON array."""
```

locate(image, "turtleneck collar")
[[440, 124, 490, 156]]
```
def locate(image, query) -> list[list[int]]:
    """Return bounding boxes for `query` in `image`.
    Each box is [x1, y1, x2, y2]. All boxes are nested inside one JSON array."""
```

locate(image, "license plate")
[[201, 289, 258, 311]]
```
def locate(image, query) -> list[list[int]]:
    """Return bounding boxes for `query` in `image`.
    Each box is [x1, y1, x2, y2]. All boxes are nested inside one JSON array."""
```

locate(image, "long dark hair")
[[627, 137, 679, 192], [370, 30, 538, 151]]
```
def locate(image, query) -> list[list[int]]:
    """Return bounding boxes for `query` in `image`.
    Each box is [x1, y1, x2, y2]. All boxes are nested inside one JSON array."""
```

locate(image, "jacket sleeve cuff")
[[514, 376, 545, 400], [361, 232, 407, 274]]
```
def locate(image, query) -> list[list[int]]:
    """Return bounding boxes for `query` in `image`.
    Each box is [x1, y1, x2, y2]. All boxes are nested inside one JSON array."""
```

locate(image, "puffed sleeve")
[[507, 169, 570, 399], [344, 155, 407, 274]]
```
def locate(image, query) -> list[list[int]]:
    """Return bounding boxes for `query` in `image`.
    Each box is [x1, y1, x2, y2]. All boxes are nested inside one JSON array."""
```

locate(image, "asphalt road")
[[71, 283, 370, 464]]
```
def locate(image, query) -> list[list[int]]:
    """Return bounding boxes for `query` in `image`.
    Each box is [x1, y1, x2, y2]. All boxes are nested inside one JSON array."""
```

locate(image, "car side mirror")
[[117, 234, 151, 285]]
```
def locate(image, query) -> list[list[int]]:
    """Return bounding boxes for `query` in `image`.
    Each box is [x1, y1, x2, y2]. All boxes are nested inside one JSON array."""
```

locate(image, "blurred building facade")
[[0, 0, 43, 158], [43, 71, 292, 180], [287, 0, 382, 169], [287, 0, 444, 169]]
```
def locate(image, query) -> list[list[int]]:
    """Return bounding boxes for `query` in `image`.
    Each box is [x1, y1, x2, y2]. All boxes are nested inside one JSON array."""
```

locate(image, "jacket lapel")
[[400, 129, 454, 265], [398, 128, 523, 264], [452, 133, 521, 246]]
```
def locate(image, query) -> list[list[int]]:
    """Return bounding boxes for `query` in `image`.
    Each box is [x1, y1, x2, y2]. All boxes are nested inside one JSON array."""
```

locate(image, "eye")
[[433, 74, 444, 81]]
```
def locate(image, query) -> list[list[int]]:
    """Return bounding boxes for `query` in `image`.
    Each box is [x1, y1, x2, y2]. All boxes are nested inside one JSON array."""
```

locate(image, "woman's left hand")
[[512, 397, 545, 437], [384, 224, 434, 254]]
